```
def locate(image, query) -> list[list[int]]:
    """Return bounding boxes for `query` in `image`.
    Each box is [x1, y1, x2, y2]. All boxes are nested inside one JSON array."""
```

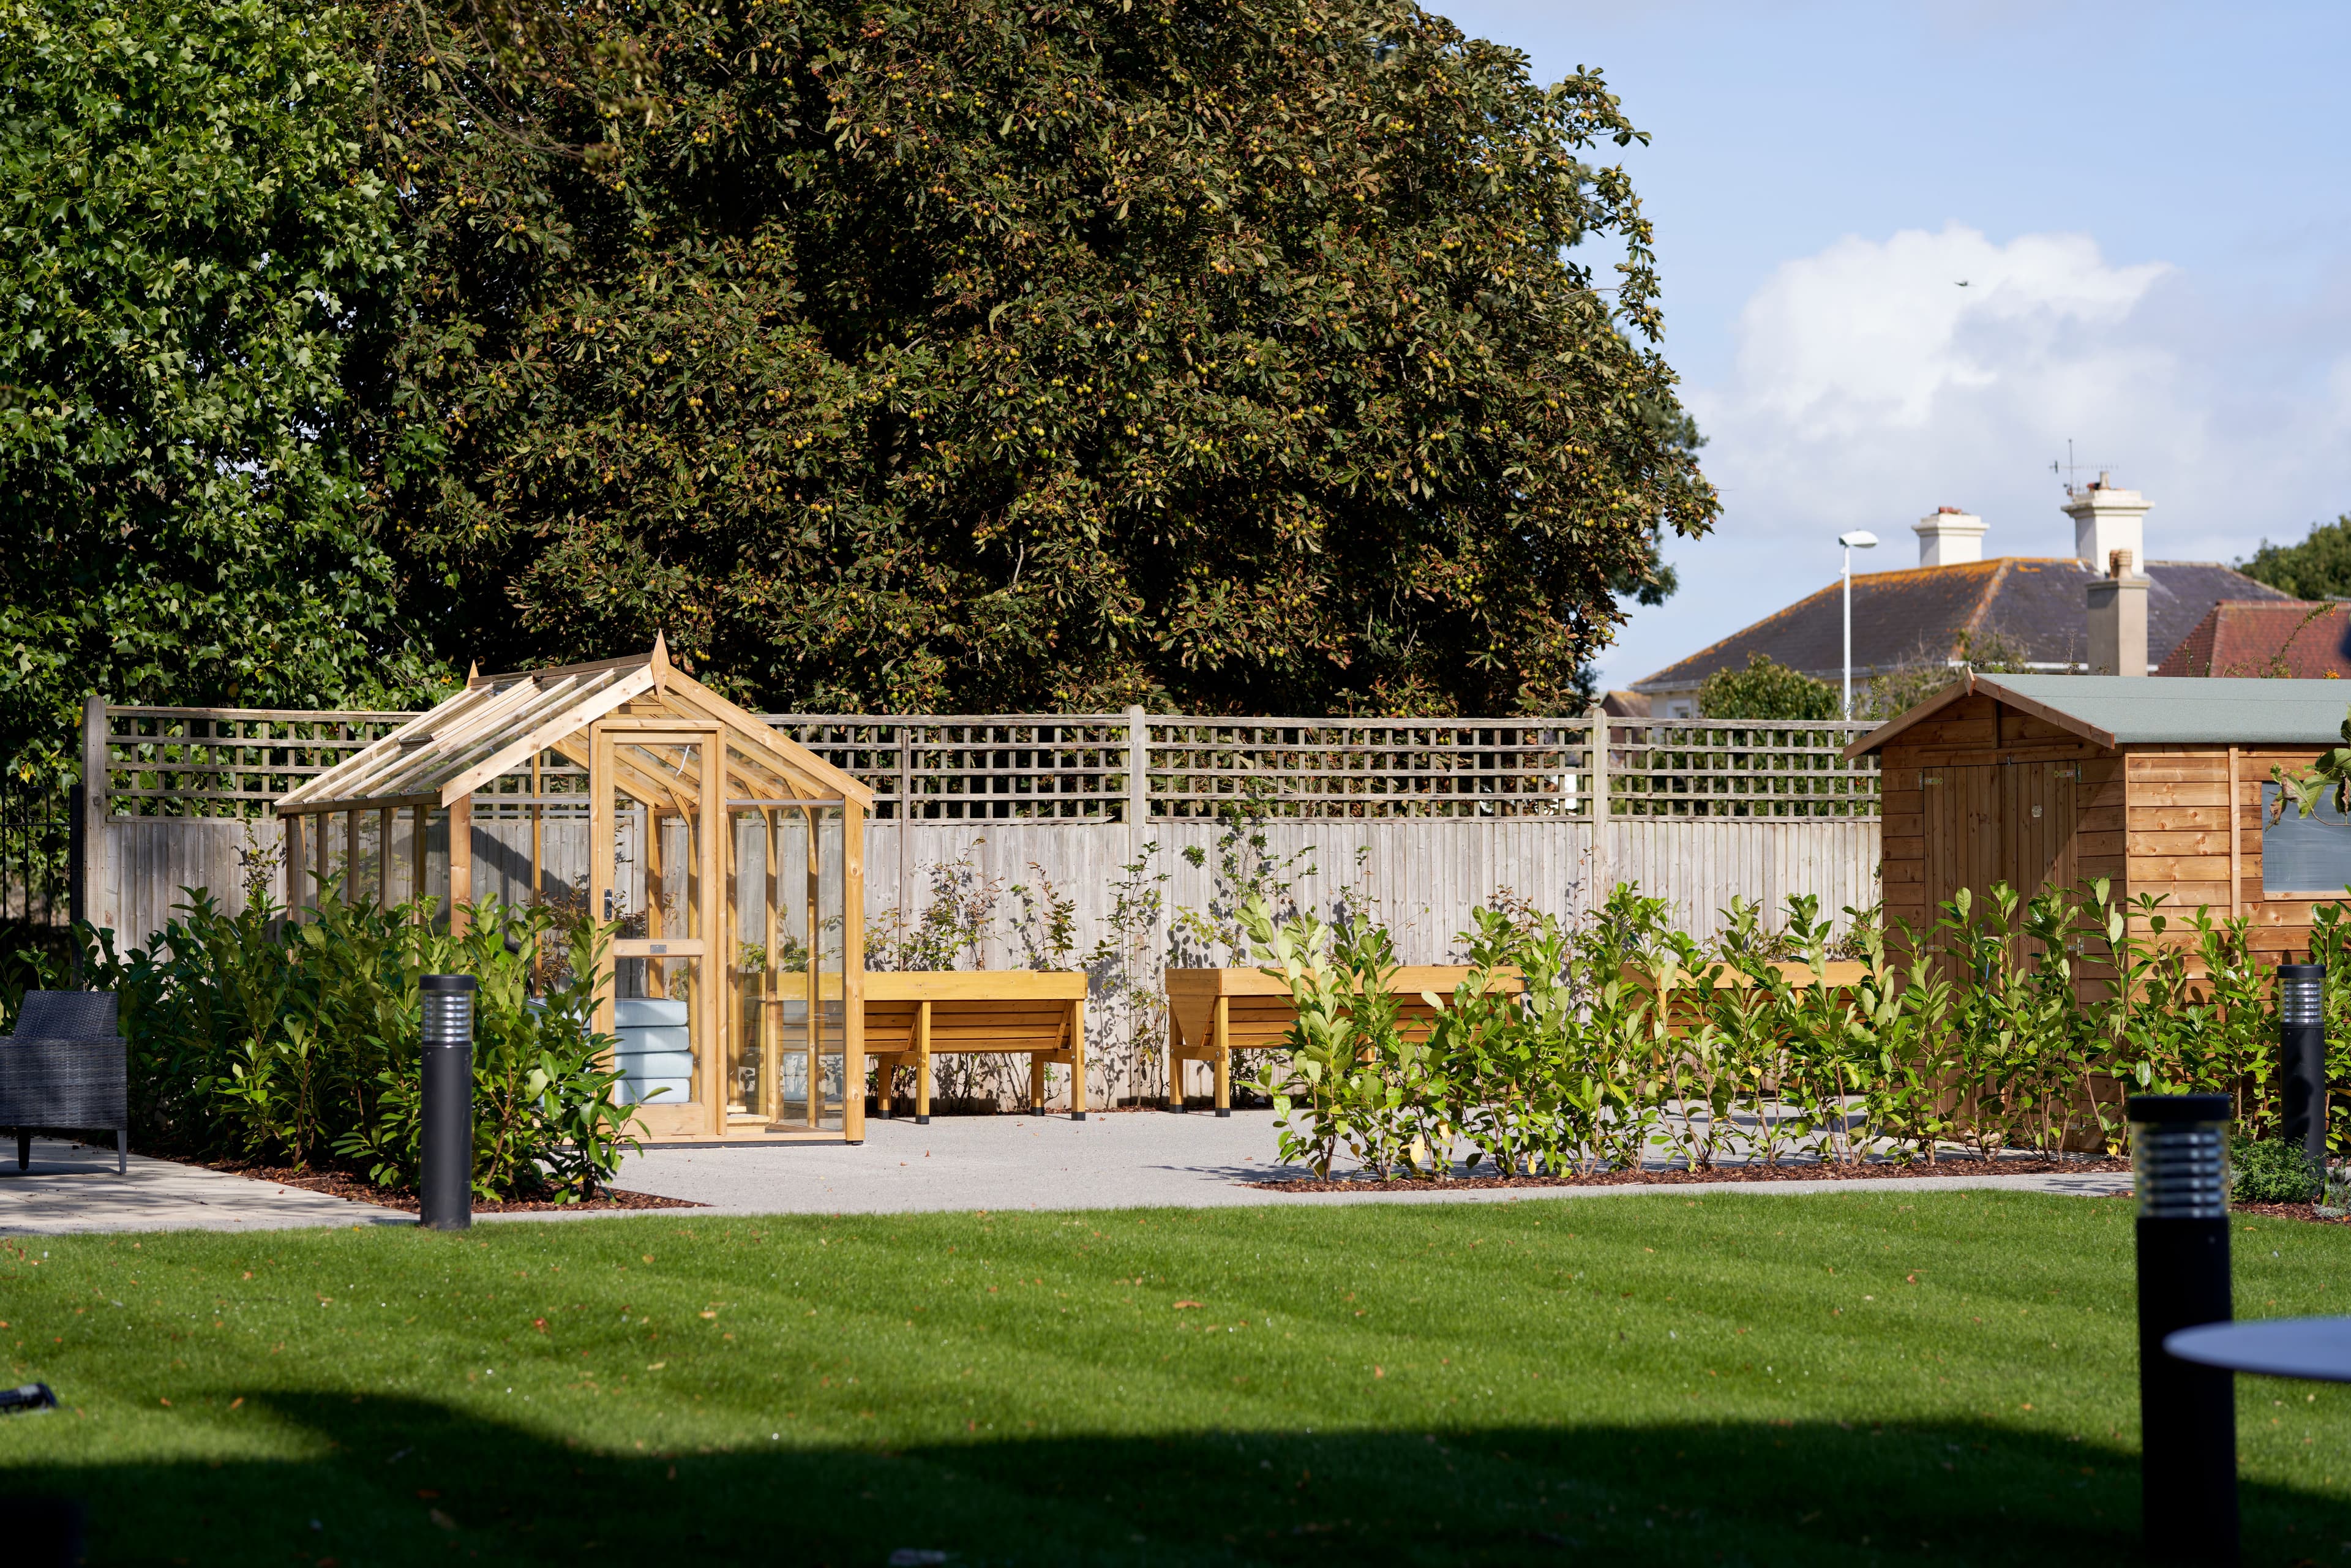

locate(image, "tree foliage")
[[1697, 653, 1837, 721], [366, 0, 1714, 715], [1856, 627, 2031, 723], [0, 0, 444, 784], [2240, 514, 2351, 602]]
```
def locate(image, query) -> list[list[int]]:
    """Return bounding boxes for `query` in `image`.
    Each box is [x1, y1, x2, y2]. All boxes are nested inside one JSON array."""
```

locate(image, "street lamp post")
[[1837, 531, 1878, 718]]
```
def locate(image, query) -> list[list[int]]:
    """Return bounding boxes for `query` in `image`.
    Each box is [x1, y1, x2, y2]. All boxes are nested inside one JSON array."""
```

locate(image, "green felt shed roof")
[[1847, 673, 2351, 758]]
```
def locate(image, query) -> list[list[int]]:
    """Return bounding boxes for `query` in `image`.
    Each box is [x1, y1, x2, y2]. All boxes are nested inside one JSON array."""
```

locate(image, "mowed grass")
[[2, 1190, 2348, 1566]]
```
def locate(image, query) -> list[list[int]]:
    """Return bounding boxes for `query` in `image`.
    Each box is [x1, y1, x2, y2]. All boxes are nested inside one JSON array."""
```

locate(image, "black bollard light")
[[419, 974, 476, 1231], [2130, 1092, 2237, 1566], [2278, 963, 2327, 1169]]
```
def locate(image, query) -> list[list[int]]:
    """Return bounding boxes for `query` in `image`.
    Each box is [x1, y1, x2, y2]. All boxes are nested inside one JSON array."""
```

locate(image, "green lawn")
[[2, 1190, 2346, 1566]]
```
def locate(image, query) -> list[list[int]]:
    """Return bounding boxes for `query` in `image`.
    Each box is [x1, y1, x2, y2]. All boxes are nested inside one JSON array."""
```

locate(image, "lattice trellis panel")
[[1148, 718, 1593, 820], [1606, 720, 1878, 819], [106, 708, 416, 818], [102, 707, 1880, 822], [768, 715, 1132, 820]]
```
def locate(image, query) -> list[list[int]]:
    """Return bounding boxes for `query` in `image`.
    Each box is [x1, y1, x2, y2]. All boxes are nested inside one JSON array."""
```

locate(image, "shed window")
[[2261, 782, 2351, 896]]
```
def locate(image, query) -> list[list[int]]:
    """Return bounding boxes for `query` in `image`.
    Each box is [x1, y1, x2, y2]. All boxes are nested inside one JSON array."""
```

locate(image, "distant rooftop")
[[1635, 558, 2292, 696], [2157, 599, 2351, 679]]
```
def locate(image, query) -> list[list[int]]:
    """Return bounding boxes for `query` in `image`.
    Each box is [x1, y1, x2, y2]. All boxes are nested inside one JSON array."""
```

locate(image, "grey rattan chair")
[[1, 990, 129, 1176]]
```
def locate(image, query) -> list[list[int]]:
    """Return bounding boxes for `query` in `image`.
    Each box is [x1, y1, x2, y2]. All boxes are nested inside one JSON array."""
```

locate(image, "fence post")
[[1124, 704, 1155, 1104], [65, 781, 84, 984], [895, 719, 913, 926], [1124, 706, 1149, 829], [1588, 704, 1610, 909], [79, 694, 108, 945]]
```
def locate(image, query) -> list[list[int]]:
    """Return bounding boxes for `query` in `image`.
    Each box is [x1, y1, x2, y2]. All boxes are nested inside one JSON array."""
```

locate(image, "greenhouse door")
[[592, 726, 724, 1139], [729, 803, 849, 1133]]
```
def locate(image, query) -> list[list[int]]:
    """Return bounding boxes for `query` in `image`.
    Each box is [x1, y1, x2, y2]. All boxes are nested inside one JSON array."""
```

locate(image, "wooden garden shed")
[[274, 640, 873, 1144], [1848, 673, 2351, 965]]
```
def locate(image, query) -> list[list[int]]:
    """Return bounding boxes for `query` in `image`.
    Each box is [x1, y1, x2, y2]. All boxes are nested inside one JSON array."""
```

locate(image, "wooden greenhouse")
[[1848, 672, 2351, 969], [273, 640, 873, 1143]]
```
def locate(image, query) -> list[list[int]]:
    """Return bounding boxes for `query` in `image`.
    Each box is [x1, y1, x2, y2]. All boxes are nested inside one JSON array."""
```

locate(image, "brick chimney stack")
[[2087, 547, 2150, 677]]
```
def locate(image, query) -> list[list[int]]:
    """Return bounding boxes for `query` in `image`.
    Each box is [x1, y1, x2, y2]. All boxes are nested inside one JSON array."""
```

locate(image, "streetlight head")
[[1839, 531, 1879, 549]]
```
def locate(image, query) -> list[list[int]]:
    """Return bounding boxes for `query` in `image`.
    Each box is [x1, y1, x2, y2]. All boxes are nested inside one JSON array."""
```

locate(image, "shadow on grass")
[[6, 1391, 2344, 1567]]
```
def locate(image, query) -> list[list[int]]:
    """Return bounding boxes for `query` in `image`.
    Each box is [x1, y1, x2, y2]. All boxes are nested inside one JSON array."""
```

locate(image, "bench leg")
[[1069, 996, 1087, 1121], [116, 1127, 127, 1176], [1213, 996, 1231, 1117], [874, 1058, 894, 1119], [1027, 1053, 1045, 1117], [17, 1130, 28, 1172], [915, 1000, 932, 1125], [1166, 1010, 1184, 1112]]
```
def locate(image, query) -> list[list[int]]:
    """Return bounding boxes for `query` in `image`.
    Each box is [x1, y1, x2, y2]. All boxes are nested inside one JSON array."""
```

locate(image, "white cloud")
[[1689, 223, 2188, 531], [1598, 223, 2351, 688], [1728, 226, 2167, 437]]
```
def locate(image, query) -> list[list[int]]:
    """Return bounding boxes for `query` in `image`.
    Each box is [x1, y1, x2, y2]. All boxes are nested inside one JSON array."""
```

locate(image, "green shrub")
[[1240, 896, 1434, 1180], [1697, 653, 1839, 721], [2231, 1137, 2323, 1205], [80, 888, 640, 1202], [1242, 874, 2297, 1177]]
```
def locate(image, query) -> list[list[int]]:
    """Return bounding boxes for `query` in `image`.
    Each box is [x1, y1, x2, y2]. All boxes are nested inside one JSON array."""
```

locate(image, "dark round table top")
[[2165, 1318, 2351, 1383]]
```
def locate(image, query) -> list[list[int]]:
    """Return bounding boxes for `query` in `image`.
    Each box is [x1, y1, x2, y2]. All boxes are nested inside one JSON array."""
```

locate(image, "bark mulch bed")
[[2230, 1201, 2351, 1226], [203, 1160, 700, 1214], [1254, 1154, 2131, 1194]]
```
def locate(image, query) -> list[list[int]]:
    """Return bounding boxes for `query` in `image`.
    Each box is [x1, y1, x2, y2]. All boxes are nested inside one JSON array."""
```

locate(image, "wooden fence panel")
[[864, 817, 1878, 970], [102, 794, 1883, 957], [102, 808, 1877, 1101], [89, 702, 1883, 972], [103, 819, 271, 947]]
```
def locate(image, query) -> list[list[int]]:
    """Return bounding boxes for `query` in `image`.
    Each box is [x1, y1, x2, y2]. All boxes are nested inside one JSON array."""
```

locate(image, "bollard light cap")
[[2278, 962, 2325, 980], [2126, 1092, 2231, 1125], [421, 974, 478, 993]]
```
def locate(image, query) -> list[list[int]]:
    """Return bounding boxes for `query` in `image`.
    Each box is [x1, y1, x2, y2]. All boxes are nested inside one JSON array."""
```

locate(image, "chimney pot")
[[2109, 548, 2134, 579]]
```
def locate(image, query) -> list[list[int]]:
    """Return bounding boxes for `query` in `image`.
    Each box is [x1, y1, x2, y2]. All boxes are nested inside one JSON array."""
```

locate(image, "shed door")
[[2003, 762, 2080, 920], [1922, 766, 2000, 934], [1921, 760, 2078, 959]]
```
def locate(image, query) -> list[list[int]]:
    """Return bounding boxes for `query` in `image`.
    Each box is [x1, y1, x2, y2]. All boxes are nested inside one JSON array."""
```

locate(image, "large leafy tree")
[[2241, 514, 2351, 601], [368, 0, 1714, 714], [0, 0, 444, 785]]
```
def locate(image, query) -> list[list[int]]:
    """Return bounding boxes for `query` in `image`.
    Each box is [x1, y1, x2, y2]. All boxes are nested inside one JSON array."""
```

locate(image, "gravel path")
[[0, 1137, 402, 1236], [0, 1114, 2132, 1235], [604, 1110, 2131, 1217]]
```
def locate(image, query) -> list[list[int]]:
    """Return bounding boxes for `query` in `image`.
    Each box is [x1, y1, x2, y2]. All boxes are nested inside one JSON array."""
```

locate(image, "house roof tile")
[[1635, 558, 2293, 693], [2155, 599, 2351, 678]]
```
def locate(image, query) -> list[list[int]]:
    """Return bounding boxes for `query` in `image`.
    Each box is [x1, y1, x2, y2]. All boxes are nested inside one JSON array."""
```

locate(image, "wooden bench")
[[867, 970, 1089, 1123], [1621, 959, 1879, 1027], [1632, 959, 1875, 991], [1164, 965, 1525, 1116]]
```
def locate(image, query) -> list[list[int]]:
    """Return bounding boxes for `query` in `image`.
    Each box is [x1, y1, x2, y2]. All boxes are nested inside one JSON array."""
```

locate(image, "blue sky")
[[1433, 1, 2351, 690]]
